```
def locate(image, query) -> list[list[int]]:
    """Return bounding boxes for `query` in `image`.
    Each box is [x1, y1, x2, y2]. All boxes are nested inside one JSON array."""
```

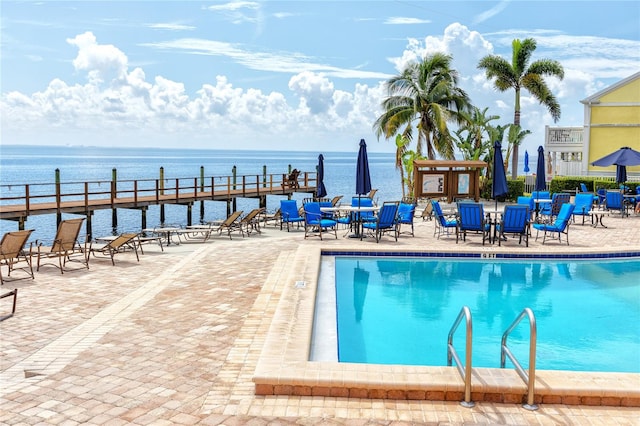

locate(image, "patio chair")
[[303, 202, 338, 240], [432, 200, 457, 239], [212, 210, 244, 239], [363, 201, 399, 243], [596, 188, 607, 209], [416, 202, 433, 221], [539, 192, 570, 222], [455, 202, 491, 245], [262, 208, 281, 228], [36, 218, 89, 274], [517, 196, 535, 221], [531, 190, 551, 215], [396, 202, 416, 236], [605, 190, 628, 217], [353, 197, 377, 223], [280, 200, 304, 231], [580, 183, 589, 193], [283, 169, 300, 190], [533, 203, 576, 245], [238, 208, 265, 236], [0, 229, 35, 285], [495, 205, 530, 247], [572, 193, 595, 225], [89, 233, 140, 266], [330, 195, 343, 206]]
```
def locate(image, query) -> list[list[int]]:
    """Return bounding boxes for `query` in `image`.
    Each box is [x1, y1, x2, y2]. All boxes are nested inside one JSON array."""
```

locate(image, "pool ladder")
[[447, 306, 538, 410]]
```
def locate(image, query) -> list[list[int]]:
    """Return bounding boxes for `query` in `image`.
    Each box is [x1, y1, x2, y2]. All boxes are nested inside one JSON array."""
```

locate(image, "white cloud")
[[143, 38, 392, 80], [147, 23, 196, 31], [473, 0, 511, 25], [2, 22, 639, 154], [67, 32, 128, 85], [384, 17, 431, 25]]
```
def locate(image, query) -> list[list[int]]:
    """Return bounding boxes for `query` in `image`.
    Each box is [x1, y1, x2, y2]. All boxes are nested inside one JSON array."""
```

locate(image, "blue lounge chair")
[[432, 200, 457, 239], [455, 202, 491, 245], [280, 199, 304, 231], [539, 192, 570, 222], [396, 202, 416, 236], [533, 203, 576, 244], [517, 196, 535, 220], [572, 193, 595, 225], [580, 183, 589, 193], [303, 202, 337, 240], [531, 190, 551, 219], [362, 201, 399, 243], [495, 205, 530, 247], [605, 190, 628, 217], [596, 188, 607, 208], [353, 197, 377, 223]]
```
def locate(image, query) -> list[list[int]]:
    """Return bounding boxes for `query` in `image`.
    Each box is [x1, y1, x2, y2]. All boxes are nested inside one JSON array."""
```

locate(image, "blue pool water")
[[334, 257, 640, 372]]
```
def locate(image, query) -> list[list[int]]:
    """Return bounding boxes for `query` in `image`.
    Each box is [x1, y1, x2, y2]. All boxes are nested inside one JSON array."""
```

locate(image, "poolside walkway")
[[1, 203, 639, 425]]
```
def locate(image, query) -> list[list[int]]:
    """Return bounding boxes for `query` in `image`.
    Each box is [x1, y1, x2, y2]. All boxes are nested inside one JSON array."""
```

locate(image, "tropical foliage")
[[477, 38, 564, 178], [374, 52, 472, 161]]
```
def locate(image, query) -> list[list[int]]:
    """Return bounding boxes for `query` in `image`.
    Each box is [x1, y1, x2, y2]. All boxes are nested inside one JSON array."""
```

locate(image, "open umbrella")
[[591, 146, 640, 167], [316, 154, 327, 198], [524, 150, 530, 174], [492, 140, 509, 209], [535, 145, 546, 192], [591, 146, 640, 185]]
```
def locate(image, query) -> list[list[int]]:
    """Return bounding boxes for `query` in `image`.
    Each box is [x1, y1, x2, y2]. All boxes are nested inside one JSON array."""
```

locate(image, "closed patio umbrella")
[[316, 154, 327, 198], [352, 139, 372, 239], [492, 141, 509, 209], [524, 150, 530, 174], [535, 145, 546, 192], [356, 139, 372, 197]]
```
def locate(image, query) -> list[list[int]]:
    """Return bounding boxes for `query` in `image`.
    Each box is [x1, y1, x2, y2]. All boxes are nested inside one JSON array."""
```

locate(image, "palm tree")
[[457, 106, 500, 160], [374, 52, 472, 160], [477, 38, 564, 178], [394, 134, 410, 198], [504, 124, 532, 176]]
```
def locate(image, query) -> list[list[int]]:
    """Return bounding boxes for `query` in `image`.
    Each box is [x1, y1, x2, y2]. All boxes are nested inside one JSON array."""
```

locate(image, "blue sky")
[[1, 1, 639, 155]]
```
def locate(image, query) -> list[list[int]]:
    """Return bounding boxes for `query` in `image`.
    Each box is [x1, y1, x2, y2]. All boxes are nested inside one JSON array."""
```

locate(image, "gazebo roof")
[[413, 160, 487, 169]]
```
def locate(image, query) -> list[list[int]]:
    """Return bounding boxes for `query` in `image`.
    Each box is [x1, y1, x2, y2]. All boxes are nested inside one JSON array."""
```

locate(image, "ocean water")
[[0, 145, 403, 241]]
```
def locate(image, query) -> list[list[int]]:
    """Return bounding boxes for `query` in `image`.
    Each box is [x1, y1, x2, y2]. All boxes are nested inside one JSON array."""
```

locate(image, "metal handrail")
[[447, 306, 474, 408], [500, 307, 538, 410]]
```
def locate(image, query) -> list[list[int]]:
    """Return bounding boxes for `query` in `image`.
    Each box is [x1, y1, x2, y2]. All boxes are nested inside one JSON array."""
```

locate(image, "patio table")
[[321, 205, 379, 239]]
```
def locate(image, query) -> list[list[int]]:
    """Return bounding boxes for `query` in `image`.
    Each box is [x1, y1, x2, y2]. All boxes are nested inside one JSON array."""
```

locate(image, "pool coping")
[[252, 246, 640, 407]]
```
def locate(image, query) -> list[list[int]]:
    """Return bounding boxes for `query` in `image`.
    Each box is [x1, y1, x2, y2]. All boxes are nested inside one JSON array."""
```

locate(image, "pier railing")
[[0, 171, 317, 219]]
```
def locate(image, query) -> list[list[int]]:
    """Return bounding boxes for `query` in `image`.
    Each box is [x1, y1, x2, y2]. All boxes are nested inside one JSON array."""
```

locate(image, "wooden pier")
[[0, 169, 317, 238]]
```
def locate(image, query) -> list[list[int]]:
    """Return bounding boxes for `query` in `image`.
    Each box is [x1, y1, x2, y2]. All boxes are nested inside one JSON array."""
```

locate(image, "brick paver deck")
[[1, 203, 639, 425]]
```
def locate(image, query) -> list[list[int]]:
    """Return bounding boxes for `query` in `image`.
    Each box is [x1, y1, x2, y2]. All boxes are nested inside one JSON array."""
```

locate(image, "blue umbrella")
[[353, 139, 372, 239], [591, 146, 640, 167], [356, 139, 372, 196], [316, 154, 327, 198], [616, 164, 627, 185], [492, 141, 509, 209], [591, 147, 640, 185], [535, 145, 546, 192], [524, 150, 530, 174]]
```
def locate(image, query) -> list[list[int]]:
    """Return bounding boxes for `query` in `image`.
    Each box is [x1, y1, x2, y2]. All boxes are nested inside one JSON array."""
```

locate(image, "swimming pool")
[[254, 247, 640, 406], [331, 257, 640, 373]]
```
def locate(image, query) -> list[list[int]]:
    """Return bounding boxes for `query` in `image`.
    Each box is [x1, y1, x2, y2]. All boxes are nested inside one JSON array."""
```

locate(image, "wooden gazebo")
[[413, 160, 487, 202]]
